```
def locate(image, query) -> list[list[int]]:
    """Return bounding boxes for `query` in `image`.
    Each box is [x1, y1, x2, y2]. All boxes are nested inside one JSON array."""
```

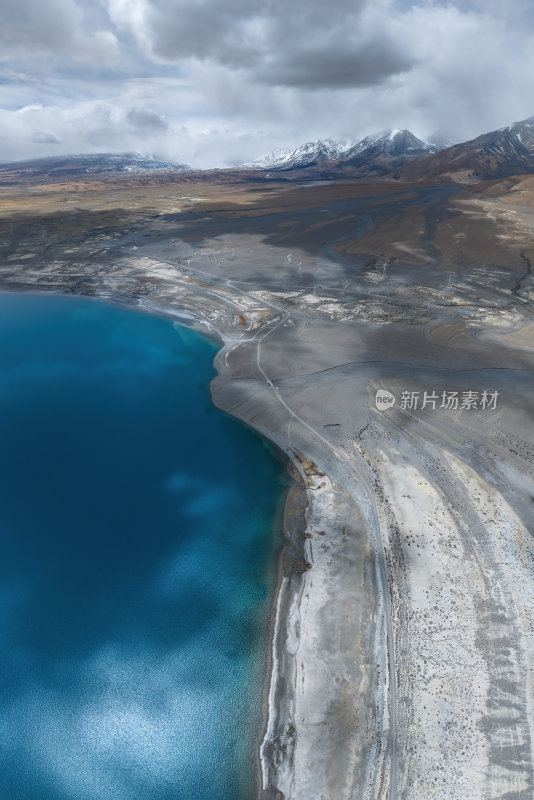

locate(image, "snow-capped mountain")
[[510, 115, 534, 149], [76, 152, 191, 174], [244, 139, 355, 170], [400, 115, 534, 183], [244, 130, 441, 175], [247, 117, 534, 182], [0, 152, 190, 177], [470, 116, 534, 166], [340, 129, 442, 176], [343, 129, 439, 162]]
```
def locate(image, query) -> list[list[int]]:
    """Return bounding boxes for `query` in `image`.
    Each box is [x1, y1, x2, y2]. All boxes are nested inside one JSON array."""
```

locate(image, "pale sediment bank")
[[171, 298, 394, 800], [128, 297, 377, 799], [135, 274, 534, 800]]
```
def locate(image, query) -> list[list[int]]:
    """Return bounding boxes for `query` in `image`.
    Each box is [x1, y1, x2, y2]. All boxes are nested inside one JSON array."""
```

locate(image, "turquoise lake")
[[0, 293, 284, 800]]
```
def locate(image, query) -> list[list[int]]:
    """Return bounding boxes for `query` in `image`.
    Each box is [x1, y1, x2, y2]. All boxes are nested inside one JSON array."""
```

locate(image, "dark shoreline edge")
[[202, 317, 309, 800]]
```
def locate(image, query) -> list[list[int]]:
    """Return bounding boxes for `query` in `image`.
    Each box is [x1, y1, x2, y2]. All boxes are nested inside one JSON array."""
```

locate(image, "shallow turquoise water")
[[0, 293, 283, 800]]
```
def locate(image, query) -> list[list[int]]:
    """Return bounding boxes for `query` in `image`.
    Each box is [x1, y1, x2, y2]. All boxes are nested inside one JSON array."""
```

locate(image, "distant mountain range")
[[0, 152, 190, 178], [243, 139, 356, 170], [243, 117, 534, 182], [1, 116, 534, 184], [246, 129, 443, 175]]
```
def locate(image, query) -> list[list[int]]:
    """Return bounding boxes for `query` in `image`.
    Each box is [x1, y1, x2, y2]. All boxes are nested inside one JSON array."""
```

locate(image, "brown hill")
[[399, 116, 534, 184]]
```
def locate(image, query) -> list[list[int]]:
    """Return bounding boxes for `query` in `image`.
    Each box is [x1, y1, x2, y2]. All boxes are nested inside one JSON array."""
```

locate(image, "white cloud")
[[0, 1, 533, 164], [32, 130, 62, 144]]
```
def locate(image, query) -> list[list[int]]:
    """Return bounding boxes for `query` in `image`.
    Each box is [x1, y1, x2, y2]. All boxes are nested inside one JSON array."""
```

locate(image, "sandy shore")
[[2, 174, 534, 798], [147, 261, 534, 799], [110, 266, 534, 799]]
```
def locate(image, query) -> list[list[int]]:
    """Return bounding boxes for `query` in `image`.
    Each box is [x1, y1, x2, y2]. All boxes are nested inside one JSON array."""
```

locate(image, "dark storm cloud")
[[261, 42, 413, 89], [107, 0, 415, 89], [0, 0, 119, 64], [0, 0, 84, 51]]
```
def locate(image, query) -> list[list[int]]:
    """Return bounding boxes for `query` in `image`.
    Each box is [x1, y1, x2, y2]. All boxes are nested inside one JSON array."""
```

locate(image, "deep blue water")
[[0, 293, 283, 800]]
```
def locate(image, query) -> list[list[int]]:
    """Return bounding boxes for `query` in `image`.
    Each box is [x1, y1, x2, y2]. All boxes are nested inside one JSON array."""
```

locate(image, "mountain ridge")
[[0, 152, 191, 177], [243, 138, 355, 170], [245, 129, 440, 173], [2, 115, 534, 184], [398, 115, 534, 183]]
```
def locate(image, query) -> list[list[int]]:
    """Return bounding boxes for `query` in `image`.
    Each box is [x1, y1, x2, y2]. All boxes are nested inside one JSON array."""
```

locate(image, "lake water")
[[0, 293, 283, 800]]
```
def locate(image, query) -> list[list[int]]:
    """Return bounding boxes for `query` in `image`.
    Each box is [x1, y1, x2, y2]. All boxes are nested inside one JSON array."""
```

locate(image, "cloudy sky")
[[1, 0, 533, 167]]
